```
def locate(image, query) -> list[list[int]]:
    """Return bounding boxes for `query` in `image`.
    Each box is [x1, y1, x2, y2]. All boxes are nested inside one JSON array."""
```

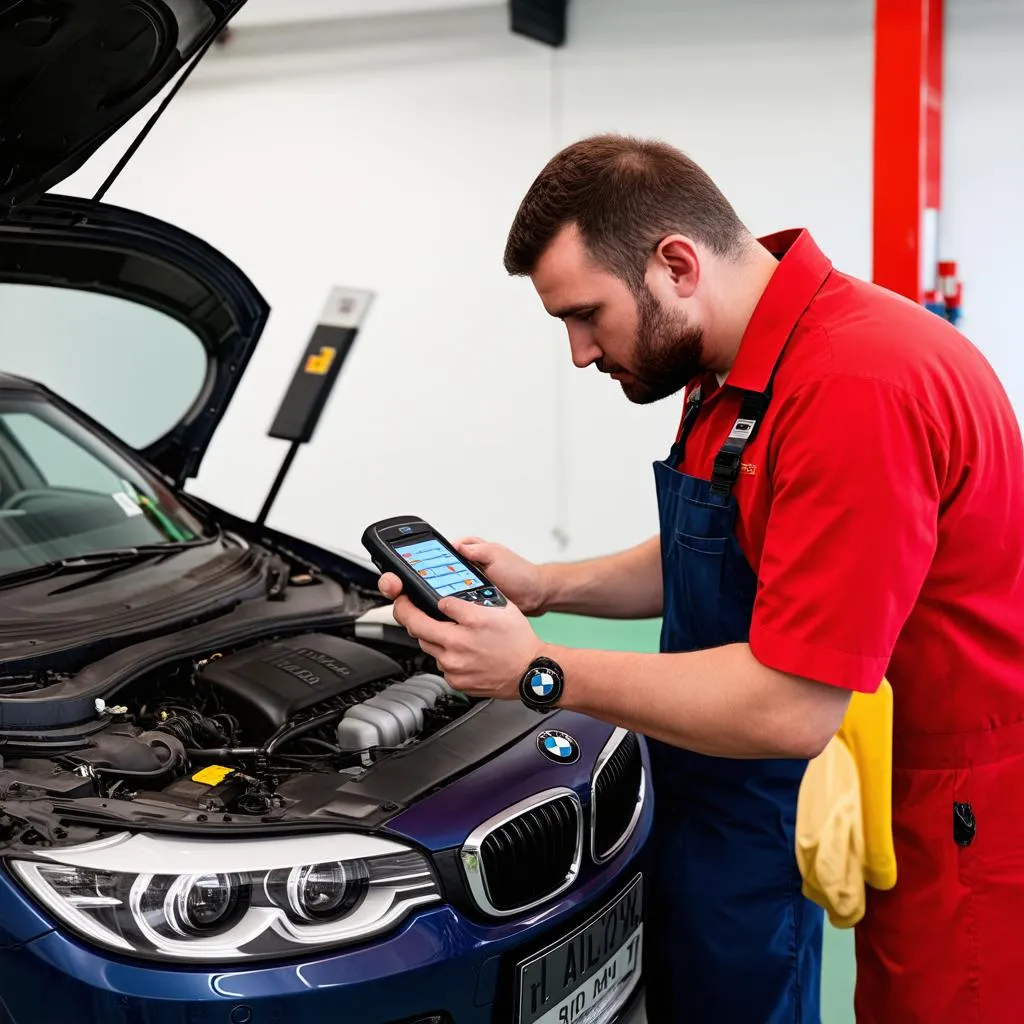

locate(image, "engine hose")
[[92, 763, 180, 779], [299, 737, 342, 755], [186, 747, 261, 759], [156, 711, 229, 748], [154, 718, 196, 747], [61, 756, 183, 779], [264, 711, 345, 756]]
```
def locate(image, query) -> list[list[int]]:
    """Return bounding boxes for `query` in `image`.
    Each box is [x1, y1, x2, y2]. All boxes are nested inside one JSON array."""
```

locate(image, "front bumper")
[[618, 985, 647, 1024], [0, 840, 649, 1023], [0, 711, 653, 1024]]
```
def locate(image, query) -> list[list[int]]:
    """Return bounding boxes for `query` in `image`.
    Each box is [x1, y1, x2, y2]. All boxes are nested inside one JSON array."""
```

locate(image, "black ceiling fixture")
[[509, 0, 569, 47]]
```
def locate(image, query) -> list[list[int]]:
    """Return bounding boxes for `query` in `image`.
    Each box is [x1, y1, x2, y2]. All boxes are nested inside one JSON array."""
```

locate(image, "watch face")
[[526, 668, 559, 702]]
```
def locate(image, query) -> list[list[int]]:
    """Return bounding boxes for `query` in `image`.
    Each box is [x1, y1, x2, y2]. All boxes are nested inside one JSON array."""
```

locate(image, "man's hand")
[[450, 537, 551, 615], [378, 573, 543, 698]]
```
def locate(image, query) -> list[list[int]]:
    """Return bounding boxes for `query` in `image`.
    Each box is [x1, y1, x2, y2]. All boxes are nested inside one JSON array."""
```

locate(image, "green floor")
[[533, 612, 856, 1023]]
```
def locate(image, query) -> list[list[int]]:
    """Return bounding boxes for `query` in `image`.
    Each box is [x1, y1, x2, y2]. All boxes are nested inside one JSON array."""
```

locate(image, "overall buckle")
[[710, 451, 742, 497]]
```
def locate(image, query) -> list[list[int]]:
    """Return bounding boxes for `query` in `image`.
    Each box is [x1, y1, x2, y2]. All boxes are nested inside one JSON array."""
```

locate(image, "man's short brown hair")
[[503, 133, 749, 292]]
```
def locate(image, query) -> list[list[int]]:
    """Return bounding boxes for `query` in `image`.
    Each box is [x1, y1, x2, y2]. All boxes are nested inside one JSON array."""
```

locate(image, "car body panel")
[[0, 881, 54, 950], [384, 709, 633, 851], [0, 824, 649, 1024], [0, 697, 652, 1022], [1, 901, 648, 1024]]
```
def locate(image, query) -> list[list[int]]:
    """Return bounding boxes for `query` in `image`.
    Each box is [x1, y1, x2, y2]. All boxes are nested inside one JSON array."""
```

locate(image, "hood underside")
[[1, 0, 247, 210], [0, 196, 269, 484], [0, 0, 266, 484]]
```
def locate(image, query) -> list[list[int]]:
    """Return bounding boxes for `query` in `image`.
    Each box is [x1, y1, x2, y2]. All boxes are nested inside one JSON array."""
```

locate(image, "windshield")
[[0, 392, 209, 573], [0, 282, 208, 450]]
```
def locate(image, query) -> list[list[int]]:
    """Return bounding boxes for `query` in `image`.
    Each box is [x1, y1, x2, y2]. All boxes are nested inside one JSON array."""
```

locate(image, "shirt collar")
[[723, 228, 833, 394]]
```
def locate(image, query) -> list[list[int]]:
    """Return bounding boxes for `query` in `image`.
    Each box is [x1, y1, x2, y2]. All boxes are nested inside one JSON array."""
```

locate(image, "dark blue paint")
[[0, 712, 652, 1023], [385, 709, 624, 850], [0, 875, 57, 947]]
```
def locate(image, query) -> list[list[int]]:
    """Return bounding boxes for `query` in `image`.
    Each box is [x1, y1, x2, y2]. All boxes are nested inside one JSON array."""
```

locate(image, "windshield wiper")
[[0, 537, 218, 591]]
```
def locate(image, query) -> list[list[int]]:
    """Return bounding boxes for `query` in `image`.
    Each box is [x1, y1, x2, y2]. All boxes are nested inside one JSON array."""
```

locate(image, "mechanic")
[[378, 134, 1024, 1023]]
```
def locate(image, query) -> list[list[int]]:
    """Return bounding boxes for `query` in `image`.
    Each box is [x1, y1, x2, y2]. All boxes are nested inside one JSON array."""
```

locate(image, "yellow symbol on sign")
[[304, 346, 337, 376]]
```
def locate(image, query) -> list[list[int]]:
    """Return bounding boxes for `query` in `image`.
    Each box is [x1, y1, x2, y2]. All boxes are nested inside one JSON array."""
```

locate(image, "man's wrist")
[[536, 563, 570, 614], [530, 644, 611, 717], [537, 641, 566, 662], [538, 642, 572, 706]]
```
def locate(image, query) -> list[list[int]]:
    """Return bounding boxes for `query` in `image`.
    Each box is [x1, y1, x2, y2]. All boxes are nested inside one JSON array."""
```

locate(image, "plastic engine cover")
[[200, 634, 403, 732], [337, 673, 455, 750]]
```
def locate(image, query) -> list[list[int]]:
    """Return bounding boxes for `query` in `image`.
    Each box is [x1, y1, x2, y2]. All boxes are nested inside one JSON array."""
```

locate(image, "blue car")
[[0, 3, 652, 1023]]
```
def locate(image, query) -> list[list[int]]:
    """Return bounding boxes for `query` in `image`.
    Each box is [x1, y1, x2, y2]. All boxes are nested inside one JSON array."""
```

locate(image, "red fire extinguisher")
[[936, 260, 963, 327]]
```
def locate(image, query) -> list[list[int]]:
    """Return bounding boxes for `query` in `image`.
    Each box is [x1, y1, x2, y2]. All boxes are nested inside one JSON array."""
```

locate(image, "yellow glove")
[[795, 680, 897, 928]]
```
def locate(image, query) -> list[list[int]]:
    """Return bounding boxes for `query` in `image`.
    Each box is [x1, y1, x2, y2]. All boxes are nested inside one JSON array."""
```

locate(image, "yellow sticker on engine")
[[191, 765, 234, 786]]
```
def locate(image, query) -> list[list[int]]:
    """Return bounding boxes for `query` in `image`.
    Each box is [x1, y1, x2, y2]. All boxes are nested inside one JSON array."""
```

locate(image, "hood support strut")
[[91, 28, 220, 203]]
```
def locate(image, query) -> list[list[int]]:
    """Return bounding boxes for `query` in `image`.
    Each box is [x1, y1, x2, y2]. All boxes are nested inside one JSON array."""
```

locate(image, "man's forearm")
[[541, 640, 851, 759], [540, 535, 662, 619]]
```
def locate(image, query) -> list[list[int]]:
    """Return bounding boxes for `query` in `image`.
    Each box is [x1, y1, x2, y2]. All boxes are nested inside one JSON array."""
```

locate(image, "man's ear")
[[652, 235, 700, 299]]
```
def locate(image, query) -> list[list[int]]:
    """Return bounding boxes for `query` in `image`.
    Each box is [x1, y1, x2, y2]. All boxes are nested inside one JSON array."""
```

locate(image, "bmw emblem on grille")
[[537, 729, 580, 765]]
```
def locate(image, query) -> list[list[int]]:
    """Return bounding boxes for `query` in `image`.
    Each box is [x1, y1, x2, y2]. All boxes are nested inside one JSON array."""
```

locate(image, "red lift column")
[[872, 0, 944, 303]]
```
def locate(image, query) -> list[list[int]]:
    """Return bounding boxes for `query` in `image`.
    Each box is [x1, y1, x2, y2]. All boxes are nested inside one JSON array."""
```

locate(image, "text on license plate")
[[517, 874, 643, 1024]]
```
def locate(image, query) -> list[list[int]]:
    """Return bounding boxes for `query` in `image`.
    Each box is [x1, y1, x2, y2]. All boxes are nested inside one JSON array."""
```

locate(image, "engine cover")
[[200, 633, 402, 732], [336, 673, 455, 750]]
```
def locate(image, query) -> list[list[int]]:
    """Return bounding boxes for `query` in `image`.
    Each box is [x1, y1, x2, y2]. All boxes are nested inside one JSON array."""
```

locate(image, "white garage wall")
[[54, 6, 565, 563], [552, 0, 873, 559], [228, 0, 500, 26], [18, 0, 1011, 567]]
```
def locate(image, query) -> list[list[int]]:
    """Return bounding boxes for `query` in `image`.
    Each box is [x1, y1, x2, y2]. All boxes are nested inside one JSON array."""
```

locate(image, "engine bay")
[[0, 630, 478, 830]]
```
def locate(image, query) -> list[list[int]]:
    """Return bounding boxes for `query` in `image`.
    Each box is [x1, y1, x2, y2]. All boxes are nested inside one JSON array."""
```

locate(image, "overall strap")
[[687, 237, 831, 501], [666, 382, 705, 465], [670, 337, 790, 500], [709, 321, 802, 497], [709, 388, 771, 499]]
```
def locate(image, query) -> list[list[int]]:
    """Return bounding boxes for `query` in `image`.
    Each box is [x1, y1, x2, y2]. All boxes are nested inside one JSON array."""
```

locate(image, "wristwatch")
[[518, 656, 565, 713]]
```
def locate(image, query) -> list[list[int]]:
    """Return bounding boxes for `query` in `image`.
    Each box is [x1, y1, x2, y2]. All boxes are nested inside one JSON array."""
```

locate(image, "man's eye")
[[576, 310, 596, 322]]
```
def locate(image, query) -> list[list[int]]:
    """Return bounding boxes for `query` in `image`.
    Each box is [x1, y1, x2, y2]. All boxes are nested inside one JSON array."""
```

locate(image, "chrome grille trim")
[[460, 786, 583, 917], [590, 727, 646, 864]]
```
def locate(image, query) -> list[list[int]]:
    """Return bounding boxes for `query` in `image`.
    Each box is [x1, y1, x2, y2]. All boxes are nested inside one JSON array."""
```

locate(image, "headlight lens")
[[282, 860, 365, 922], [8, 832, 441, 962], [158, 872, 249, 937]]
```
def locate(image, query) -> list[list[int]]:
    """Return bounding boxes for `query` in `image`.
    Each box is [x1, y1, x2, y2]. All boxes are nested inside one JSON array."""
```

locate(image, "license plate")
[[516, 874, 643, 1024]]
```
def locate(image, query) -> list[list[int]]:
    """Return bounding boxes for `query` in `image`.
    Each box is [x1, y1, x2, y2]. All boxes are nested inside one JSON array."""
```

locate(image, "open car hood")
[[1, 0, 246, 210], [0, 0, 267, 486], [0, 195, 268, 486]]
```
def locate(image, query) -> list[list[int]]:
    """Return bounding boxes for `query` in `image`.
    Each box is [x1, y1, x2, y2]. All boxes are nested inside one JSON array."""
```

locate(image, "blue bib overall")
[[642, 370, 824, 1022]]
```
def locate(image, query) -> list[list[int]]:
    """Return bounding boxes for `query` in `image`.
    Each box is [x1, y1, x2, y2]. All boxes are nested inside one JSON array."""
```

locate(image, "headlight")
[[8, 831, 441, 962]]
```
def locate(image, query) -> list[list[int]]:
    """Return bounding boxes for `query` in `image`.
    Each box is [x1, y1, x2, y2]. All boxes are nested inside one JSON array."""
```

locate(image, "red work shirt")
[[677, 228, 1024, 754]]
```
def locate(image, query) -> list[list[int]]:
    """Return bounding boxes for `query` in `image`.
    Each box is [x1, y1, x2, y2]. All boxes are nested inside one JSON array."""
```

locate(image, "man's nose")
[[567, 329, 600, 369]]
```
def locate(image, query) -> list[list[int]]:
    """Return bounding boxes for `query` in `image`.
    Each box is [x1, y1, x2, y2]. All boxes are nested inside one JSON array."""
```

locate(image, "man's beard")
[[599, 286, 705, 405]]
